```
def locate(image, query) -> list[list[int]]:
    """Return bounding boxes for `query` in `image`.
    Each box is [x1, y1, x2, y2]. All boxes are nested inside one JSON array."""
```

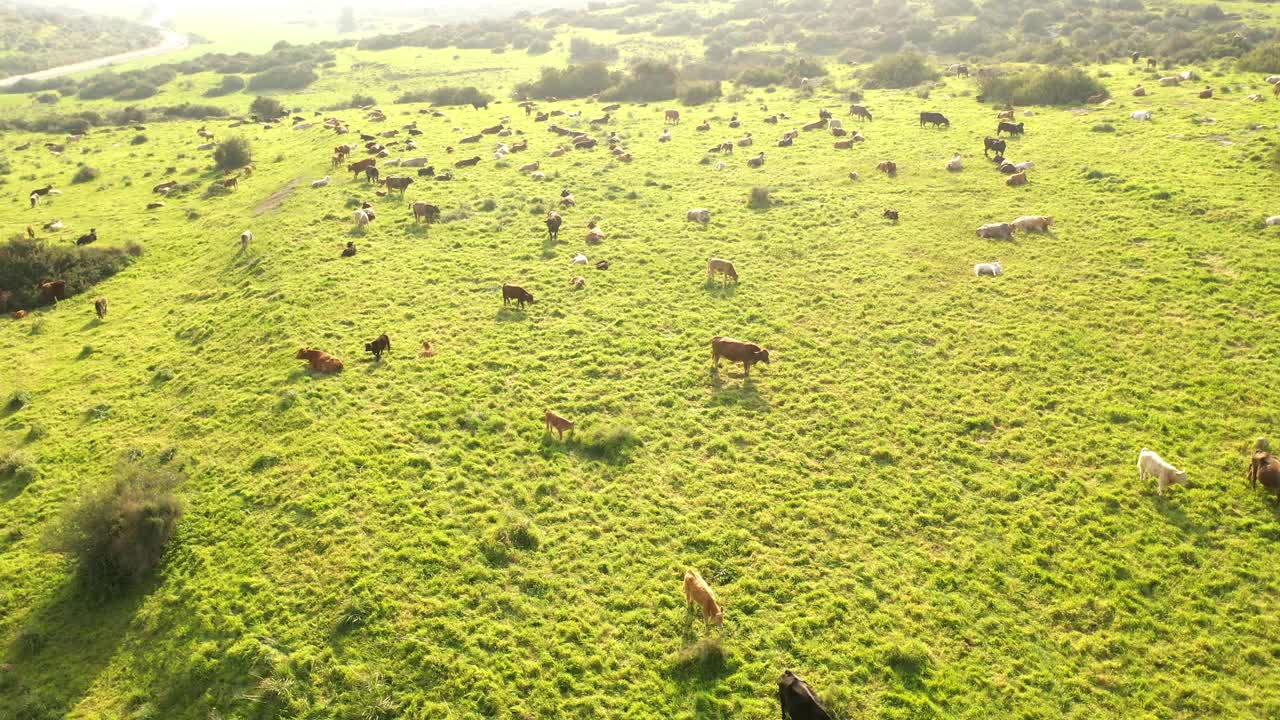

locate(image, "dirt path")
[[254, 177, 303, 215], [0, 29, 189, 88]]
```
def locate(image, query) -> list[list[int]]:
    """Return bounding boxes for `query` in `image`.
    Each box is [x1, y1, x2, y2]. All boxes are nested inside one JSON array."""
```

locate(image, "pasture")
[[2, 49, 1280, 719]]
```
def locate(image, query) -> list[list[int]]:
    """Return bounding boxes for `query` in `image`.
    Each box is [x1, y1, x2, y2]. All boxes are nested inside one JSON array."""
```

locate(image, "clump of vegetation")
[[863, 52, 939, 89], [248, 64, 318, 91], [748, 186, 773, 208], [735, 66, 786, 87], [0, 237, 140, 311], [0, 451, 35, 485], [7, 390, 31, 411], [580, 423, 640, 462], [978, 67, 1107, 105], [1092, 123, 1116, 133], [605, 61, 678, 102], [71, 165, 100, 184], [45, 467, 184, 596], [249, 96, 287, 120], [130, 134, 147, 145], [569, 36, 620, 62], [396, 86, 492, 107], [515, 62, 617, 99], [1239, 43, 1280, 73], [679, 80, 722, 105], [213, 136, 253, 173], [203, 74, 245, 97]]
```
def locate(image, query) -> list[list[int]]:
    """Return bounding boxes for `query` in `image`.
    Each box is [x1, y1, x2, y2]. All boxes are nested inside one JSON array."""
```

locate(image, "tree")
[[1019, 8, 1051, 34], [249, 96, 286, 120], [338, 6, 356, 33], [214, 136, 253, 173]]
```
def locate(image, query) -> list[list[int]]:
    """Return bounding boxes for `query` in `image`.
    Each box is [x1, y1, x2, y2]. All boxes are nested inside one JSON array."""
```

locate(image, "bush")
[[45, 467, 183, 596], [1091, 123, 1116, 133], [131, 134, 148, 145], [736, 66, 786, 87], [580, 423, 640, 462], [0, 237, 139, 311], [515, 62, 618, 99], [864, 52, 939, 88], [35, 92, 59, 104], [0, 154, 10, 175], [748, 186, 772, 208], [396, 86, 493, 106], [350, 93, 376, 108], [570, 36, 621, 62], [248, 64, 317, 91], [528, 39, 552, 55], [605, 61, 679, 101], [679, 80, 722, 105], [213, 136, 253, 173], [7, 390, 31, 411], [250, 96, 287, 120], [71, 166, 100, 184], [978, 67, 1107, 106], [1239, 43, 1280, 73], [156, 103, 228, 120], [203, 74, 245, 97]]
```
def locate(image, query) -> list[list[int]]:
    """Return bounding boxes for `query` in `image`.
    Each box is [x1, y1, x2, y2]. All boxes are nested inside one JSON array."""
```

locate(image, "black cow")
[[996, 121, 1025, 136], [545, 211, 563, 241], [983, 136, 1006, 158], [417, 166, 436, 177], [75, 228, 97, 246], [1130, 51, 1141, 64], [502, 283, 535, 309], [364, 334, 391, 360], [919, 111, 950, 128], [365, 167, 380, 184], [778, 671, 833, 720], [471, 100, 489, 110]]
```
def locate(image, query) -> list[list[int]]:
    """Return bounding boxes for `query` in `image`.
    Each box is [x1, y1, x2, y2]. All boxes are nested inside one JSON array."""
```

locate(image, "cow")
[[974, 260, 1002, 277], [947, 63, 969, 76], [38, 279, 67, 303], [417, 167, 436, 177], [240, 230, 253, 250], [365, 167, 380, 184], [711, 336, 769, 378], [763, 115, 779, 124], [455, 156, 481, 168], [1249, 450, 1280, 504], [920, 112, 950, 128], [1131, 110, 1153, 121], [834, 138, 854, 150], [460, 134, 482, 144], [412, 202, 440, 223], [223, 177, 238, 190], [687, 208, 711, 224], [1006, 171, 1027, 186], [1132, 85, 1147, 97], [384, 176, 413, 195], [777, 135, 794, 148], [586, 221, 605, 243], [502, 283, 535, 309], [998, 110, 1015, 121], [682, 569, 723, 626], [877, 160, 897, 175], [482, 124, 504, 135], [1265, 216, 1280, 227], [665, 109, 681, 124], [696, 121, 711, 132], [544, 410, 575, 441], [1011, 215, 1053, 232], [93, 297, 108, 320], [737, 134, 753, 147], [1198, 87, 1213, 99], [996, 121, 1025, 136], [708, 258, 738, 283], [883, 208, 900, 223], [849, 105, 872, 121], [76, 229, 98, 246], [341, 241, 358, 256], [1130, 51, 1141, 64], [153, 180, 178, 194], [364, 334, 391, 361], [296, 348, 344, 373], [546, 211, 563, 240], [747, 152, 766, 168], [977, 223, 1013, 239], [946, 154, 963, 172], [1147, 57, 1158, 69], [312, 176, 331, 188], [778, 670, 834, 720], [1139, 448, 1189, 496], [348, 158, 376, 179], [353, 210, 372, 227], [1158, 76, 1181, 87]]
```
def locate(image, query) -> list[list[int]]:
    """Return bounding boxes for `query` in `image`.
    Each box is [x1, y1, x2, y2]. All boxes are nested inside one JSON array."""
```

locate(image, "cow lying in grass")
[[296, 348, 343, 373]]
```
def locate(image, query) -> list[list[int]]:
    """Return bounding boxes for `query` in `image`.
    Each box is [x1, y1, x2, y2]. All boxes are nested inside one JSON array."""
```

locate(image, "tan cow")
[[1006, 171, 1028, 186], [296, 348, 344, 373], [711, 336, 769, 378], [544, 410, 575, 440], [683, 569, 724, 626], [1011, 215, 1053, 232], [707, 258, 738, 283]]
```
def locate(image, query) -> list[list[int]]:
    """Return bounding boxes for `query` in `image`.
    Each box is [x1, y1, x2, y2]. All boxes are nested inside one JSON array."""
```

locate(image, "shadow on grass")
[[539, 424, 640, 466], [1149, 493, 1210, 535], [2, 577, 149, 719], [79, 318, 102, 332], [708, 369, 770, 412], [406, 222, 431, 239], [495, 307, 530, 322], [702, 281, 738, 299]]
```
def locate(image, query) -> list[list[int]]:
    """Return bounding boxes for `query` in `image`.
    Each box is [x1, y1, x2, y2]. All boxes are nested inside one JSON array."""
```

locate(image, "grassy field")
[[2, 46, 1280, 719]]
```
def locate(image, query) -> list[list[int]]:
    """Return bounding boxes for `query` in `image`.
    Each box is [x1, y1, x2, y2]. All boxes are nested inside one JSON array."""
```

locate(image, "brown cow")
[[883, 208, 900, 223], [93, 297, 107, 320], [481, 124, 504, 135], [544, 410, 575, 440], [223, 177, 238, 190], [778, 671, 833, 720], [711, 336, 769, 378], [364, 334, 391, 361], [1006, 171, 1028, 186], [1198, 86, 1213, 99], [707, 258, 738, 283], [348, 158, 376, 179], [802, 119, 826, 131], [1249, 450, 1280, 504], [696, 121, 711, 132], [502, 283, 535, 309], [412, 201, 440, 223], [877, 160, 897, 175], [665, 109, 681, 124], [849, 104, 872, 121], [455, 156, 481, 168], [296, 348, 344, 373], [833, 138, 854, 150], [683, 569, 724, 626], [384, 176, 413, 194], [38, 280, 67, 302], [546, 211, 563, 241]]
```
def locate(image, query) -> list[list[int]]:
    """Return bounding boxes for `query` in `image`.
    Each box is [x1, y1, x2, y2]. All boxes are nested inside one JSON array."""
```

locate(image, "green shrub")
[[45, 467, 183, 596], [396, 86, 493, 106], [527, 39, 552, 55], [71, 165, 100, 184], [605, 61, 679, 101], [735, 66, 786, 87], [1091, 123, 1116, 133], [35, 92, 59, 104], [203, 74, 245, 97], [515, 62, 618, 99], [248, 63, 318, 91], [863, 52, 939, 88], [130, 134, 148, 145], [978, 67, 1106, 106], [580, 423, 640, 462], [1239, 43, 1280, 74], [213, 136, 253, 173], [249, 96, 287, 120], [569, 36, 620, 62], [678, 80, 722, 105], [7, 390, 31, 411], [0, 237, 139, 311], [748, 186, 772, 208]]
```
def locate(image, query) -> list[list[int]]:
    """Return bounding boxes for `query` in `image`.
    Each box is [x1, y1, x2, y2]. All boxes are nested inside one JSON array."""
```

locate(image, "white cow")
[[974, 260, 1003, 277], [240, 230, 253, 250], [1265, 216, 1280, 226], [687, 208, 711, 223], [945, 154, 963, 172], [1138, 448, 1189, 496], [311, 176, 330, 188], [1131, 110, 1153, 121]]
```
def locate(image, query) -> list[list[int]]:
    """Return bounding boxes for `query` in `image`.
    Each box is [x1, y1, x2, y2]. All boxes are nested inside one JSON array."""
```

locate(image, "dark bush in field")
[[213, 136, 253, 173], [249, 96, 287, 120], [863, 52, 939, 88], [35, 92, 59, 104], [203, 74, 246, 97], [679, 80, 723, 105], [748, 186, 773, 208], [45, 467, 183, 597], [248, 63, 318, 91], [515, 62, 619, 99], [71, 165, 100, 184], [0, 154, 10, 175], [130, 134, 148, 145], [157, 103, 229, 120], [604, 61, 679, 101], [569, 36, 620, 62], [1239, 42, 1280, 73], [527, 39, 553, 55], [978, 67, 1106, 105], [0, 237, 139, 310], [736, 66, 787, 87], [396, 86, 493, 106]]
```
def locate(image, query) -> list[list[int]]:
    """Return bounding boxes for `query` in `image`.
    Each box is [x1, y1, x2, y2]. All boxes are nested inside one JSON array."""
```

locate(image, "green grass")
[[2, 50, 1280, 719]]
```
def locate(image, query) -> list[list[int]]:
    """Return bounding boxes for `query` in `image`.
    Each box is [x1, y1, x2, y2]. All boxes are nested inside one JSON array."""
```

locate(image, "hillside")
[[0, 2, 161, 78], [3, 7, 1280, 720]]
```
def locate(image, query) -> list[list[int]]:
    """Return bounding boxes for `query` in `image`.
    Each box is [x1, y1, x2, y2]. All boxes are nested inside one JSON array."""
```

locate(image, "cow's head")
[[296, 348, 317, 360], [755, 348, 771, 364]]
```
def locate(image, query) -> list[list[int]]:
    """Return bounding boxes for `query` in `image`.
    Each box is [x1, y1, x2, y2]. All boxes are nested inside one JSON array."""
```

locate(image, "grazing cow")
[[849, 105, 872, 121], [240, 230, 253, 249], [312, 176, 331, 188], [153, 180, 178, 194], [365, 167, 381, 184], [996, 121, 1025, 136], [711, 336, 769, 378], [545, 211, 563, 241], [1248, 451, 1280, 504], [365, 334, 391, 361], [455, 156, 481, 168], [1011, 215, 1053, 232], [920, 112, 950, 128], [778, 670, 834, 720], [946, 154, 963, 172], [76, 228, 98, 246], [341, 241, 357, 256], [708, 258, 738, 283], [544, 410, 575, 440], [687, 208, 711, 224], [1198, 87, 1213, 99], [296, 348, 344, 373], [883, 208, 900, 223], [1131, 110, 1153, 121], [1138, 448, 1189, 496], [348, 158, 376, 179], [93, 297, 108, 320], [223, 177, 238, 190], [38, 279, 67, 302], [1132, 85, 1147, 97], [974, 260, 1002, 277], [682, 569, 724, 626], [718, 141, 734, 154], [384, 176, 413, 195], [877, 160, 897, 175], [1147, 58, 1157, 68], [665, 109, 681, 124], [696, 121, 711, 132], [977, 223, 1013, 239], [502, 283, 535, 309], [412, 202, 440, 223], [1006, 171, 1028, 186], [747, 152, 766, 168]]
